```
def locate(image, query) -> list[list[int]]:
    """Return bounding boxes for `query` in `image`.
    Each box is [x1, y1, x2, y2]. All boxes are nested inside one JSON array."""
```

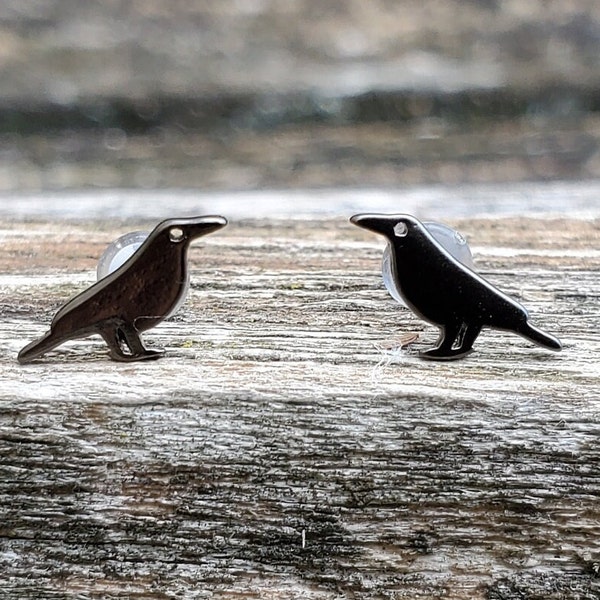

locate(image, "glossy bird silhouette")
[[351, 213, 562, 360], [18, 215, 227, 363]]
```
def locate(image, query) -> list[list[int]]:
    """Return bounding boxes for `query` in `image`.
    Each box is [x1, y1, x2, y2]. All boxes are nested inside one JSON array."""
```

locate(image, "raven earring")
[[351, 213, 562, 360], [18, 215, 227, 363]]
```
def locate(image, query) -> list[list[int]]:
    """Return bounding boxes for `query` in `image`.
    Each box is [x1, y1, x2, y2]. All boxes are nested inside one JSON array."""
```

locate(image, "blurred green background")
[[2, 0, 600, 192]]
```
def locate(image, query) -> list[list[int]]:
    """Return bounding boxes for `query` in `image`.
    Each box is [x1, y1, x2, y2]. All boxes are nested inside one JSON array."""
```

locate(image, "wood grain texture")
[[0, 215, 599, 599]]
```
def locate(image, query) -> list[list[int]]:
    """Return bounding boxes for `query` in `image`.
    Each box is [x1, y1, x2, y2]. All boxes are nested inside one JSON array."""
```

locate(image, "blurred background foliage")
[[1, 0, 600, 191]]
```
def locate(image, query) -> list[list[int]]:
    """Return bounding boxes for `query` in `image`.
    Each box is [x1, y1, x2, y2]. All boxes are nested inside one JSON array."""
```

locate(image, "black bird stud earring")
[[350, 213, 562, 360], [18, 215, 227, 363]]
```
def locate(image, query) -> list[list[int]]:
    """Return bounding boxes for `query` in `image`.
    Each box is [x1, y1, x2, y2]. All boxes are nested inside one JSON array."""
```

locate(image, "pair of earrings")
[[17, 214, 561, 364]]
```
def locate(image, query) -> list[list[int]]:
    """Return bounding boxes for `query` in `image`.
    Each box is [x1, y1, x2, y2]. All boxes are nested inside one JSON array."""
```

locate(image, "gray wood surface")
[[0, 208, 599, 599]]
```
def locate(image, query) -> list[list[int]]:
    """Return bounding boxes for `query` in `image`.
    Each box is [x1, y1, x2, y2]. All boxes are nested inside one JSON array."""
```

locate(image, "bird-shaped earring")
[[18, 215, 227, 363], [351, 213, 562, 360]]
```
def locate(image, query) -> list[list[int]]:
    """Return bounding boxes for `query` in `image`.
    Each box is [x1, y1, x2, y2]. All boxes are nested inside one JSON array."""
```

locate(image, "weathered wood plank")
[[0, 212, 599, 599]]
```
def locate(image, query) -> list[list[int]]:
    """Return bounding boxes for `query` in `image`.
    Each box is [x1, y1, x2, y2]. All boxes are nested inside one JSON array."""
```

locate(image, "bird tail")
[[18, 330, 64, 364], [516, 321, 562, 351]]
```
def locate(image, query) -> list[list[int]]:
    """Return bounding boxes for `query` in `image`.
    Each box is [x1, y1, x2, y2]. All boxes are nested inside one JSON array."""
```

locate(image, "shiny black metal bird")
[[351, 213, 562, 360], [18, 215, 227, 363]]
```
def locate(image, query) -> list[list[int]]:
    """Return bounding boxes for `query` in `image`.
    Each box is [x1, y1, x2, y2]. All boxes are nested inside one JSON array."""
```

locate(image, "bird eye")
[[394, 222, 408, 237], [169, 227, 184, 242]]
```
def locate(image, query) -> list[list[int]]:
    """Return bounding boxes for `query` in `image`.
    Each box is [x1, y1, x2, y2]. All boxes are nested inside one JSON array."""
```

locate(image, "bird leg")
[[420, 321, 473, 360], [99, 320, 164, 362], [455, 322, 482, 355]]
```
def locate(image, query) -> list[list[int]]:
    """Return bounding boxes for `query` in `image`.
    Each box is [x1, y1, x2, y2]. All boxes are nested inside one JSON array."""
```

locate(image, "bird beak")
[[188, 215, 228, 238], [350, 214, 389, 236]]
